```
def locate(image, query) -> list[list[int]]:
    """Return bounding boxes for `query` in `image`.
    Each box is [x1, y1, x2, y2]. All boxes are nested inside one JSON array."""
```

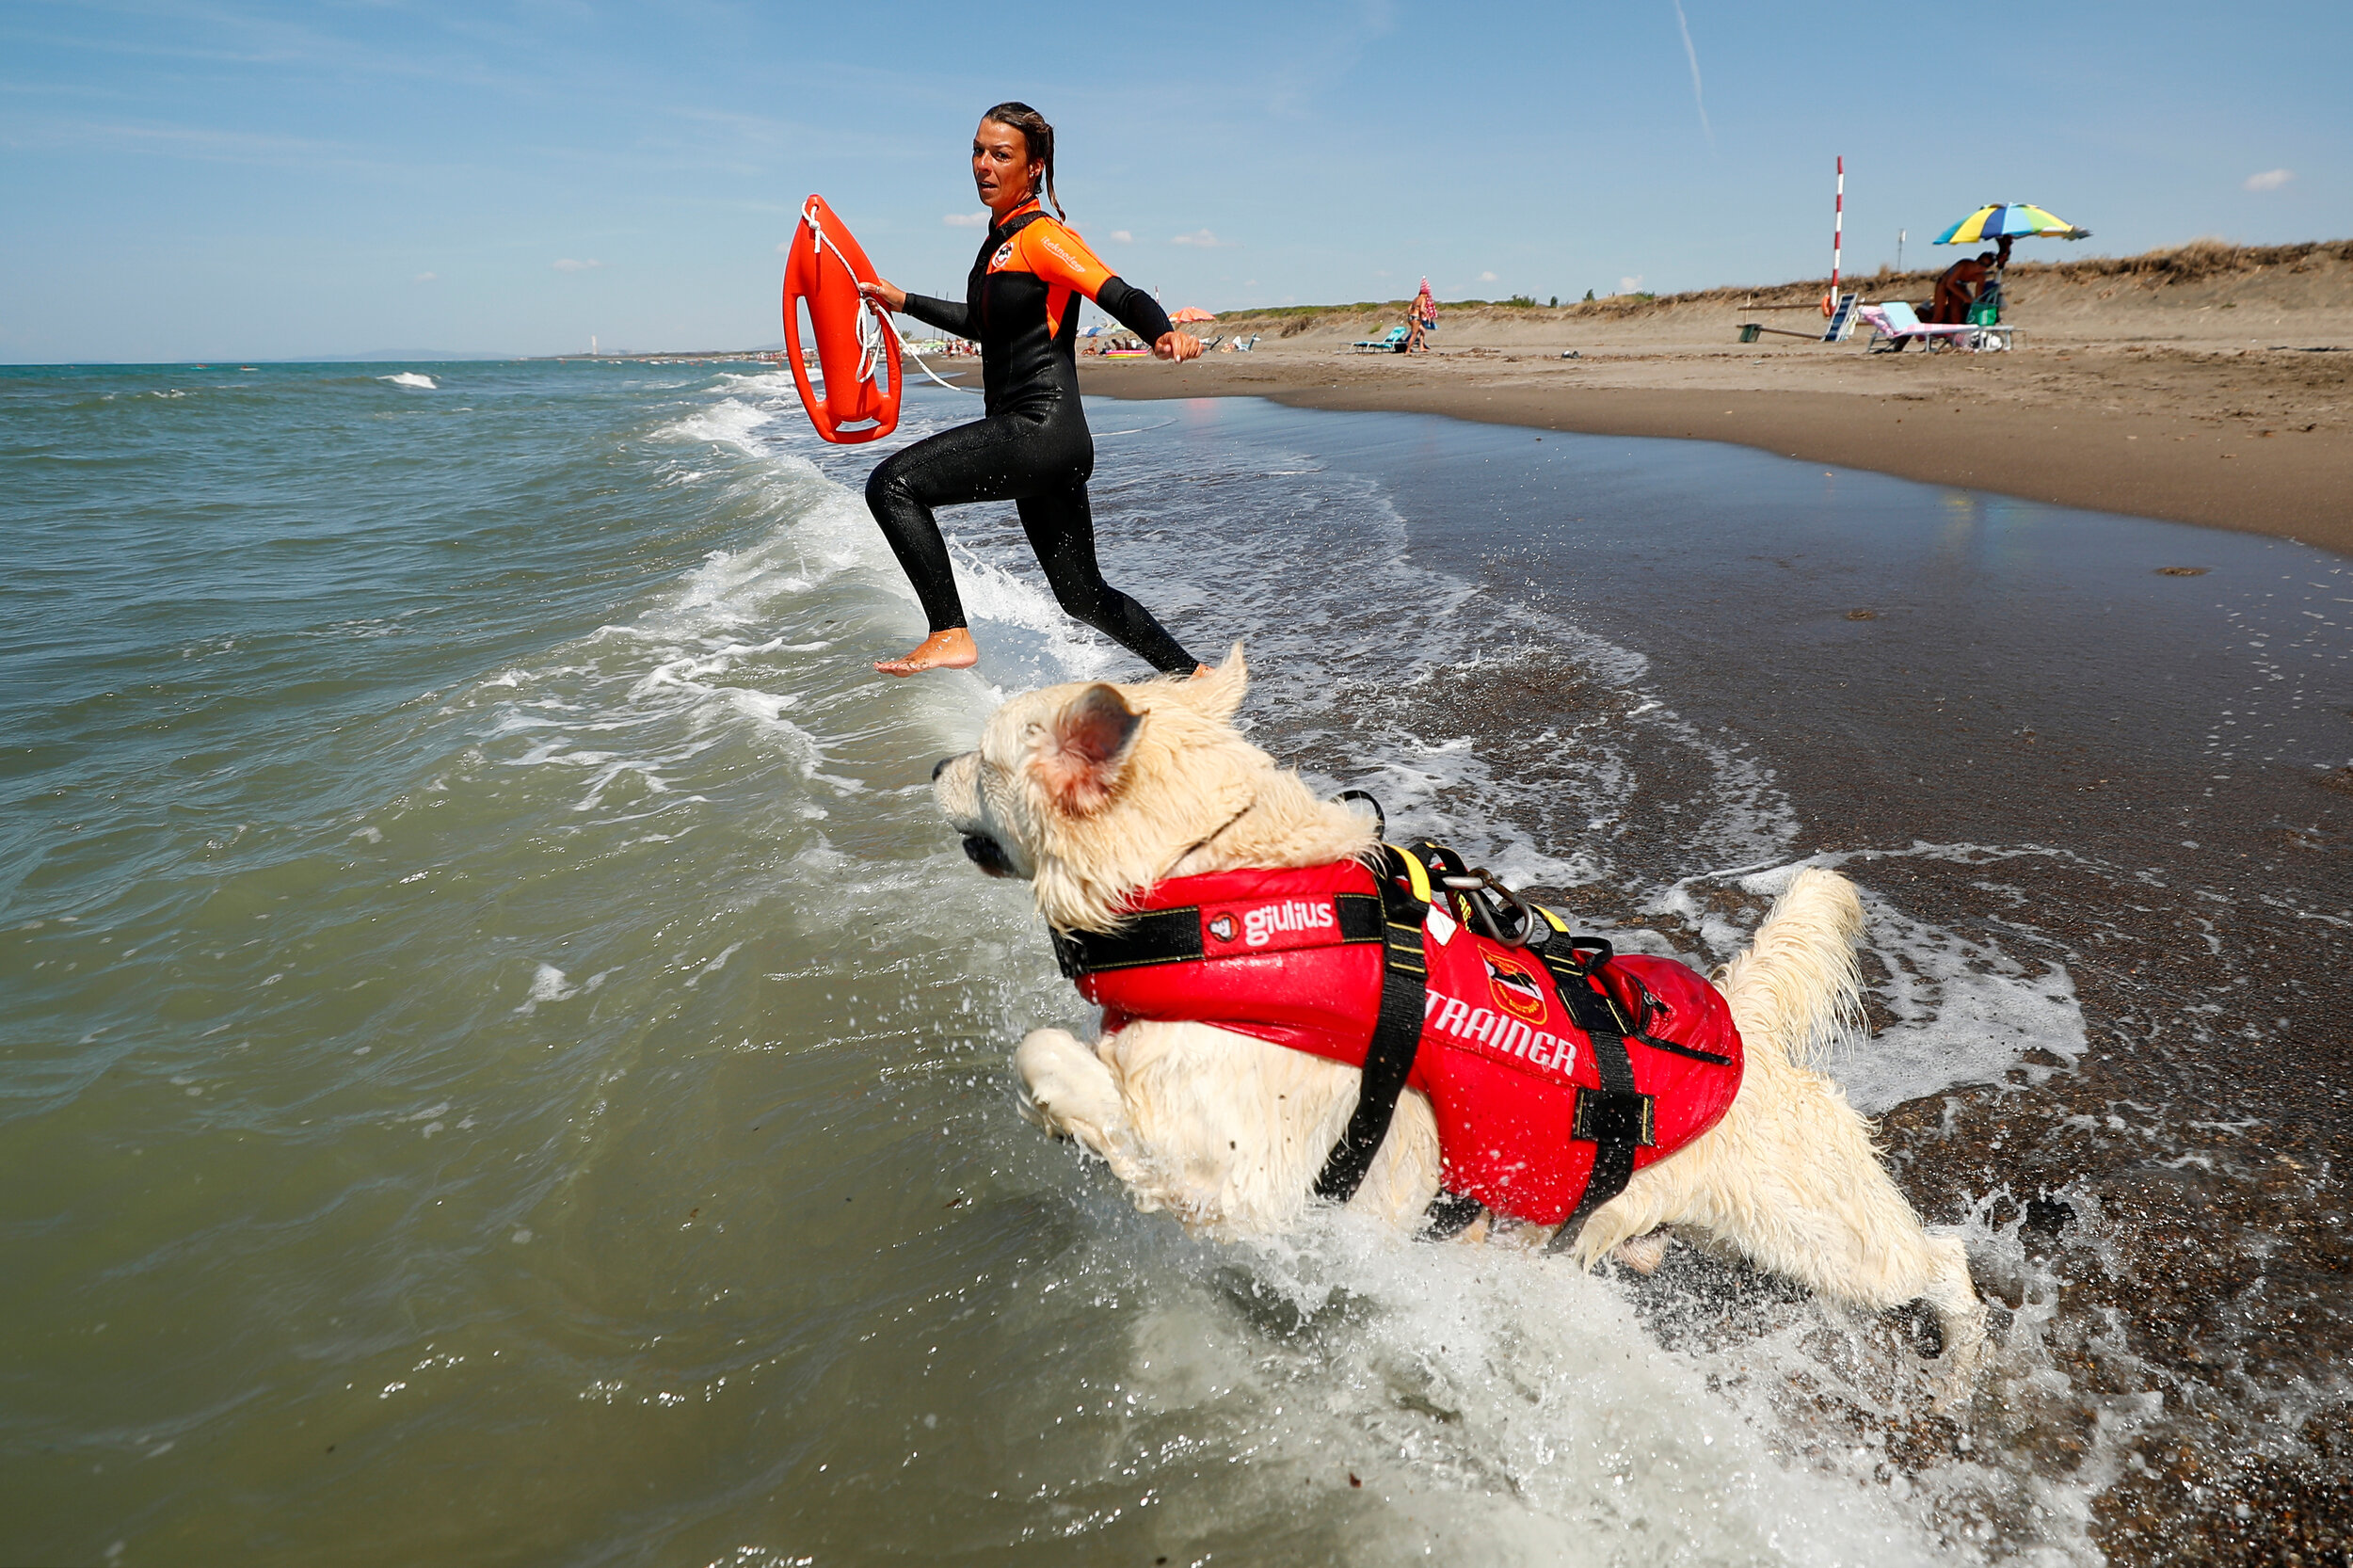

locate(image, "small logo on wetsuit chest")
[[990, 242, 1015, 270]]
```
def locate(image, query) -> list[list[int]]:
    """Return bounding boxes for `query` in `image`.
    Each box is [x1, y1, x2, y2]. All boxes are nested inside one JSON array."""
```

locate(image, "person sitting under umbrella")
[[1886, 250, 1997, 352], [1931, 251, 1998, 324]]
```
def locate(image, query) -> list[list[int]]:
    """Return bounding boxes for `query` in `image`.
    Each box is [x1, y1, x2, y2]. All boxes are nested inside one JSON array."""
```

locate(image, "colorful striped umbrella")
[[1934, 203, 2090, 245]]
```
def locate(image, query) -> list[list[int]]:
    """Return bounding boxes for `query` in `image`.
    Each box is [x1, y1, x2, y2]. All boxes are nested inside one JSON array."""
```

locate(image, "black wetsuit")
[[867, 200, 1197, 672]]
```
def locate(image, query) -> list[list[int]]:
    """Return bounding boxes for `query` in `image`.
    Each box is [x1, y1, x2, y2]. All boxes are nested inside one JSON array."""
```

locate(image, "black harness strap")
[[1312, 846, 1431, 1203], [1534, 935, 1657, 1255], [1051, 893, 1382, 978], [1420, 1189, 1485, 1240]]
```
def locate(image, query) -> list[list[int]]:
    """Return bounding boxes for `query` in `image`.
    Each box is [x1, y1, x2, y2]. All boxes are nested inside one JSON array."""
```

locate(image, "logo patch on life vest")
[[1485, 952, 1549, 1023], [990, 242, 1015, 270], [1200, 897, 1337, 954]]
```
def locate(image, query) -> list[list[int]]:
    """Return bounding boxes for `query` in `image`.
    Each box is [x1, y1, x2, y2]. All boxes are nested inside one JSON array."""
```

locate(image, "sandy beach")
[[1071, 240, 2353, 555]]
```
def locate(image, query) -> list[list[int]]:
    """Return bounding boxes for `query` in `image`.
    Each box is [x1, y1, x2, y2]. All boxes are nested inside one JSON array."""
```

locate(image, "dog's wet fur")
[[933, 648, 1986, 1389]]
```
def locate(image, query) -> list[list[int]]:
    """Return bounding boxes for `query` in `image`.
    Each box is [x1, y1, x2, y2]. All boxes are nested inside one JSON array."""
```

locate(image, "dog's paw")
[[1014, 1029, 1125, 1147], [1610, 1230, 1671, 1275]]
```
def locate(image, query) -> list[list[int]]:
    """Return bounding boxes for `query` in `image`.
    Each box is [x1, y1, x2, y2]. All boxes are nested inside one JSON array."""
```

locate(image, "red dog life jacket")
[[1061, 858, 1745, 1227]]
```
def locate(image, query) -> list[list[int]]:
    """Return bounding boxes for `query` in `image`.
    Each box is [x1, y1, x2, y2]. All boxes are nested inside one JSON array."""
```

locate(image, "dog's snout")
[[962, 835, 1016, 877], [932, 755, 952, 782]]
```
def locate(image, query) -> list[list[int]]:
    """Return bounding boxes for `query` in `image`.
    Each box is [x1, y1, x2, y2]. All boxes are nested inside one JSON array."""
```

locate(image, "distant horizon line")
[[10, 233, 2347, 367]]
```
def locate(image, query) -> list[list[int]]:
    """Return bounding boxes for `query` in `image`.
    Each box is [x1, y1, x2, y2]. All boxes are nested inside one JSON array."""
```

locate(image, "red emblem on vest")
[[1485, 952, 1548, 1022]]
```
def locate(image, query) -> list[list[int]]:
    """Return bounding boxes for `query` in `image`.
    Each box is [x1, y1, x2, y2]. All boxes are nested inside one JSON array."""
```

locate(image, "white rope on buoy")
[[800, 202, 979, 396]]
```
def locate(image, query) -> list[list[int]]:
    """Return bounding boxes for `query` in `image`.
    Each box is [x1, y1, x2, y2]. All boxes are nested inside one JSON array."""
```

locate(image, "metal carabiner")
[[1439, 868, 1538, 947]]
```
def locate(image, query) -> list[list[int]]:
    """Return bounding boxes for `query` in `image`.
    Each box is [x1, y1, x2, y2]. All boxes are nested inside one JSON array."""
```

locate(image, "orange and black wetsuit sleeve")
[[1017, 219, 1176, 344]]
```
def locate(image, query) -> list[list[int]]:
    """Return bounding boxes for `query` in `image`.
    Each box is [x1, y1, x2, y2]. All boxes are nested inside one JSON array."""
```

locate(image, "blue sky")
[[2, 0, 2343, 361]]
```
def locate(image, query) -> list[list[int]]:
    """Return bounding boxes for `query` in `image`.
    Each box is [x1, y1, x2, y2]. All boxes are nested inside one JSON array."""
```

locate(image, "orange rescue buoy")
[[781, 195, 900, 444]]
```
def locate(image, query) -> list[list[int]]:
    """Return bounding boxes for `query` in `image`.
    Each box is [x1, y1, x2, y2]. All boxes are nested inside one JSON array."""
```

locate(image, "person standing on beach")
[[1406, 277, 1436, 353], [856, 104, 1204, 678]]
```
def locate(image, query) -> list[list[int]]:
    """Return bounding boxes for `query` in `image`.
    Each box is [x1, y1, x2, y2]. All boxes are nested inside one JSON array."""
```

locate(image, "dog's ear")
[[1183, 641, 1249, 726], [1035, 682, 1141, 815]]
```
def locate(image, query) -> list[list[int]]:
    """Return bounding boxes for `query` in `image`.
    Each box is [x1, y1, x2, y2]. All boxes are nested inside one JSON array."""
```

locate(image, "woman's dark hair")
[[980, 101, 1061, 218]]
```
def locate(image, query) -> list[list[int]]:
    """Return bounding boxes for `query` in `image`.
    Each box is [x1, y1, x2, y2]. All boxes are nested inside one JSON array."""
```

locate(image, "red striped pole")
[[1833, 155, 1844, 297]]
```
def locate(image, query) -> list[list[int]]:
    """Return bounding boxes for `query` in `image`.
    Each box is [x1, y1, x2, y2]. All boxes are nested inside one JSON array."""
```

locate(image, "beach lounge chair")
[[1352, 326, 1409, 353], [1823, 292, 1863, 343], [1862, 300, 2013, 353]]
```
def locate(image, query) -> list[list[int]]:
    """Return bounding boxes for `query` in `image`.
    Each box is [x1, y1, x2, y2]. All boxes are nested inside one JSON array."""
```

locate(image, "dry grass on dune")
[[1199, 239, 2353, 344]]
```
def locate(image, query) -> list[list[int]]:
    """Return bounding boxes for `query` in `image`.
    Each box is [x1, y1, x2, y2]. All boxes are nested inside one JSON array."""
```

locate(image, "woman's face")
[[971, 120, 1037, 218]]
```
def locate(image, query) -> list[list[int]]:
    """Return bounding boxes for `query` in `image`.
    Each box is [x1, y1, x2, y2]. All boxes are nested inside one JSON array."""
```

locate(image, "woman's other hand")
[[859, 280, 908, 313], [1153, 330, 1202, 362]]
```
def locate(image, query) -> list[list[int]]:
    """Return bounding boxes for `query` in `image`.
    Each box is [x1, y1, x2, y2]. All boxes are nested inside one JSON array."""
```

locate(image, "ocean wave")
[[377, 372, 437, 390]]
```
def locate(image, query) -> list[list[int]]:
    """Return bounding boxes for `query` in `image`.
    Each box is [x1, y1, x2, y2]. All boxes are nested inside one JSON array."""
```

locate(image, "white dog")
[[934, 649, 1985, 1378]]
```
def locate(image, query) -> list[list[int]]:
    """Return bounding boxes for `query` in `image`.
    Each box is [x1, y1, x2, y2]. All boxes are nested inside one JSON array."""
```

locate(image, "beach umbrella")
[[1934, 203, 2090, 245], [1168, 306, 1217, 324]]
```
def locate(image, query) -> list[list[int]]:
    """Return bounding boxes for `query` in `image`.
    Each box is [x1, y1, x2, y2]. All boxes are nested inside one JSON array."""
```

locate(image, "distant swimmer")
[[857, 103, 1205, 678]]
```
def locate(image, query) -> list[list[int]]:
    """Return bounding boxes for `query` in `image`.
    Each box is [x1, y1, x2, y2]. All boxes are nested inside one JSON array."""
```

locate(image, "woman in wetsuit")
[[856, 103, 1204, 677]]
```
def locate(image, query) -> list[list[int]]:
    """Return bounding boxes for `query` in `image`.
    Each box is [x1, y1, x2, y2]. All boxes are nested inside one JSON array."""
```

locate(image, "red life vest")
[[1066, 858, 1744, 1226]]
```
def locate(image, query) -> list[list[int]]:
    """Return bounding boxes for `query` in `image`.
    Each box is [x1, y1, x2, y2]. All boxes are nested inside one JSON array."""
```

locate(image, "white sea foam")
[[512, 963, 576, 1014], [1722, 850, 2090, 1114], [377, 373, 437, 390], [1016, 1169, 2152, 1566], [653, 396, 776, 451]]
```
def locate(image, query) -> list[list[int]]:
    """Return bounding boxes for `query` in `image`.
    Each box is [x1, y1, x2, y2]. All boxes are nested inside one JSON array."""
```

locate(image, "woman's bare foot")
[[875, 628, 979, 677]]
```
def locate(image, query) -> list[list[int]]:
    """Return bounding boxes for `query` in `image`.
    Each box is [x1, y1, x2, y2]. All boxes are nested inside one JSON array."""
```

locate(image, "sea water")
[[0, 362, 2337, 1565]]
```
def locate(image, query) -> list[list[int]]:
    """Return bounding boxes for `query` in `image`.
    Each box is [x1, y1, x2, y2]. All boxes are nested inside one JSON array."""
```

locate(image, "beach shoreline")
[[1076, 348, 2353, 554], [1057, 241, 2353, 553]]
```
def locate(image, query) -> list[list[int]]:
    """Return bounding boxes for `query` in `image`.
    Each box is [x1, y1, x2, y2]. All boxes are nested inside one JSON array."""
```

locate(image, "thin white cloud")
[[1478, 270, 1498, 282], [775, 241, 792, 254], [1171, 229, 1234, 248], [1670, 0, 1715, 148], [943, 211, 989, 228], [1621, 275, 1645, 293], [14, 115, 361, 168], [413, 271, 438, 283], [1108, 230, 1134, 243], [552, 258, 601, 273], [2244, 168, 2294, 192]]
